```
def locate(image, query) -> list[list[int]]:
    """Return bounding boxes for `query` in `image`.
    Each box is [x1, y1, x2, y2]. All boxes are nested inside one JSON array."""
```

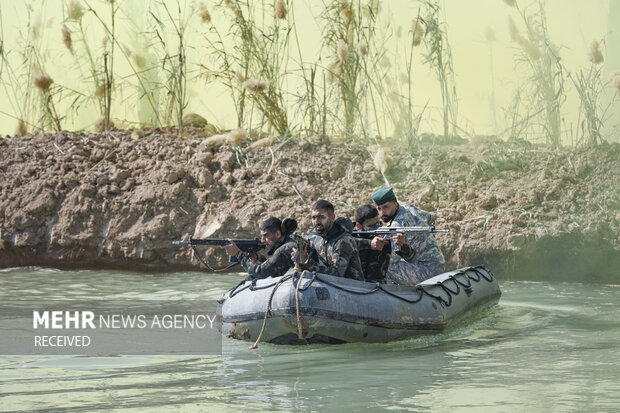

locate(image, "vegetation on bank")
[[0, 0, 618, 150]]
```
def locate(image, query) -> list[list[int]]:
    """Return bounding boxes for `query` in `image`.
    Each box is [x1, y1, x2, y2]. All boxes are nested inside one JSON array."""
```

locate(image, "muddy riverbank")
[[1, 129, 618, 282]]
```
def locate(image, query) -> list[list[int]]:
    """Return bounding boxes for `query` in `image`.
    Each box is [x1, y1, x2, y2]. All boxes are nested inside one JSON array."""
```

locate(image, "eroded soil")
[[1, 129, 618, 282]]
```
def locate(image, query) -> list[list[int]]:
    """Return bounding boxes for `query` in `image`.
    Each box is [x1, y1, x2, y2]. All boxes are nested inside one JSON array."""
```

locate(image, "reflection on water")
[[1, 268, 619, 412]]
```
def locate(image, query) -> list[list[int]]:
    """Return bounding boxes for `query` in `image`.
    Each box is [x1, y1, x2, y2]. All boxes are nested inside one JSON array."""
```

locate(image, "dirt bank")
[[1, 129, 618, 282]]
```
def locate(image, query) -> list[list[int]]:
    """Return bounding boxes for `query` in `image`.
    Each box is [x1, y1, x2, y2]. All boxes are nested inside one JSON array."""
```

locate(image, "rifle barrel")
[[352, 227, 449, 237], [172, 237, 263, 248]]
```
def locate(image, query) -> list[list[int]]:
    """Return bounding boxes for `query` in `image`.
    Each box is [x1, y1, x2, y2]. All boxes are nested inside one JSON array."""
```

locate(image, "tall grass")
[[422, 0, 458, 139], [1, 0, 614, 150], [0, 3, 56, 134], [81, 0, 119, 131], [365, 15, 426, 151], [149, 0, 192, 135], [290, 0, 325, 137], [506, 0, 565, 146], [320, 0, 378, 138], [398, 15, 426, 150], [204, 0, 289, 136], [568, 40, 617, 146], [62, 0, 164, 131], [61, 1, 106, 129]]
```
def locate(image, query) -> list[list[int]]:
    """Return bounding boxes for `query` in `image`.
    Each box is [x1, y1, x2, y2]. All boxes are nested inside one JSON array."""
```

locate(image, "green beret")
[[371, 187, 397, 205]]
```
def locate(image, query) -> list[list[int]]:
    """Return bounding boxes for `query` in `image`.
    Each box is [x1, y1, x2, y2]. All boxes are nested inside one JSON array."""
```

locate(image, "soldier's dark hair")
[[281, 218, 298, 235], [260, 217, 282, 234], [355, 204, 379, 224], [312, 199, 334, 213]]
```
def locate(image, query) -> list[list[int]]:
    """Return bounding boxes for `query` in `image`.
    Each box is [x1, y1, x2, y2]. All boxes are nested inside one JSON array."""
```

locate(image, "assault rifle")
[[174, 218, 300, 270], [284, 218, 325, 268], [172, 237, 264, 253], [173, 237, 264, 266], [289, 232, 326, 268], [351, 226, 449, 239]]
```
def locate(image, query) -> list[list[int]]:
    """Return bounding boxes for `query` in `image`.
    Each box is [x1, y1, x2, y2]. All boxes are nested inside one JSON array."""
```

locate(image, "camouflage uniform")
[[384, 204, 445, 285], [300, 220, 365, 281], [355, 238, 416, 283], [235, 235, 295, 280]]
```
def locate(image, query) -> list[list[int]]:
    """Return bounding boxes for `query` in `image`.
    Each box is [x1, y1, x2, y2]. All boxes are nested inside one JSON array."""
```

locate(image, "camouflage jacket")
[[300, 220, 365, 281], [356, 238, 416, 283], [236, 235, 295, 280], [384, 204, 445, 284]]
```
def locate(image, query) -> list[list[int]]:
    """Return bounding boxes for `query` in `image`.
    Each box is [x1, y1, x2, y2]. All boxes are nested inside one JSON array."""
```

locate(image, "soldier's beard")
[[315, 219, 333, 236], [381, 212, 396, 223]]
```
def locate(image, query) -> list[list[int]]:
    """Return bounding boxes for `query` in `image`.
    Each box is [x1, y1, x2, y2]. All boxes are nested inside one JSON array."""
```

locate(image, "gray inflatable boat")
[[217, 265, 501, 344]]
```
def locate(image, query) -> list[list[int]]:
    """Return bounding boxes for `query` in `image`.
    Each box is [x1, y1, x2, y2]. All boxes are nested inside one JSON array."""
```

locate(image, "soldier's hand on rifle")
[[392, 232, 406, 246], [370, 236, 386, 251], [248, 252, 265, 262], [223, 239, 241, 256]]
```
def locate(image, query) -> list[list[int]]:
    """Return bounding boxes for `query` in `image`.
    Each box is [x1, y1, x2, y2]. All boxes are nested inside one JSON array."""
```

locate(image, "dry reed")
[[275, 0, 287, 20], [205, 0, 290, 135], [34, 73, 53, 92], [423, 0, 458, 138], [505, 0, 565, 146], [356, 40, 368, 57], [587, 41, 604, 65], [412, 18, 423, 46], [198, 2, 212, 23], [242, 79, 267, 93], [337, 39, 348, 63], [61, 25, 73, 54], [67, 0, 84, 21], [15, 119, 28, 136]]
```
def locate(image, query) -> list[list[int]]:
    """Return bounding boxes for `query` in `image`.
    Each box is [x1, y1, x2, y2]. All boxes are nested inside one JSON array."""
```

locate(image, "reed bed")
[[422, 0, 457, 140], [567, 40, 616, 146], [0, 0, 617, 149], [504, 0, 565, 146]]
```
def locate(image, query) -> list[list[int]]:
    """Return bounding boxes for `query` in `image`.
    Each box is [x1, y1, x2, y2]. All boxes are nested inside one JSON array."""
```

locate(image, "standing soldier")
[[370, 187, 445, 285]]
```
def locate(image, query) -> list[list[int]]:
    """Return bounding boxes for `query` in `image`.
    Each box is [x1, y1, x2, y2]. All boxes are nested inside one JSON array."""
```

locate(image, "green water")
[[1, 267, 619, 412]]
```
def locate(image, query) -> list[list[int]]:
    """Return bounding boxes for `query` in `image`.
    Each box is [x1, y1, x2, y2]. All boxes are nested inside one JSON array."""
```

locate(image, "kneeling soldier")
[[354, 204, 416, 283], [293, 200, 365, 281], [224, 217, 295, 280], [371, 187, 446, 285]]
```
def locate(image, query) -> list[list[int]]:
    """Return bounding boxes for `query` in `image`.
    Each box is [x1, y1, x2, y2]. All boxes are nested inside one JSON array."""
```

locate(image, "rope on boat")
[[250, 274, 292, 350], [451, 272, 472, 288], [469, 266, 495, 282], [191, 244, 238, 272], [227, 276, 285, 299], [303, 265, 495, 307], [295, 272, 308, 340], [376, 284, 426, 304], [249, 271, 309, 348]]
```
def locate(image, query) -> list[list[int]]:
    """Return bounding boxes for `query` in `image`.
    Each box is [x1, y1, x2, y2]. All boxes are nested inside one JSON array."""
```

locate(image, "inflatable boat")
[[217, 265, 501, 345]]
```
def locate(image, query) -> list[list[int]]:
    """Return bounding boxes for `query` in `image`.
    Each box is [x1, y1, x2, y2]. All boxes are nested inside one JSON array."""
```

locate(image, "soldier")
[[371, 187, 446, 285], [223, 217, 295, 280], [293, 200, 365, 281], [354, 204, 417, 283]]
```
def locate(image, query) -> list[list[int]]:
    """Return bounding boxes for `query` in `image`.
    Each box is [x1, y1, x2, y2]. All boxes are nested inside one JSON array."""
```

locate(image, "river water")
[[1, 267, 619, 412]]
